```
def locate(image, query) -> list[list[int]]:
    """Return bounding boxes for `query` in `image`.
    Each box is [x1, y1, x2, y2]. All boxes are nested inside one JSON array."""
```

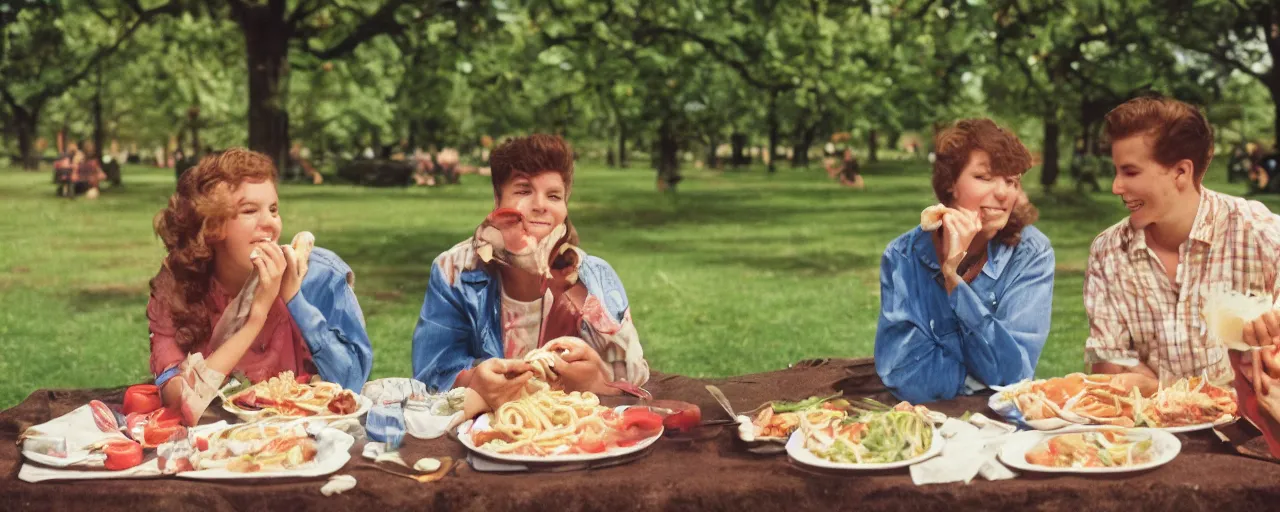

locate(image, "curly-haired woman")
[[874, 119, 1055, 404], [148, 148, 371, 424]]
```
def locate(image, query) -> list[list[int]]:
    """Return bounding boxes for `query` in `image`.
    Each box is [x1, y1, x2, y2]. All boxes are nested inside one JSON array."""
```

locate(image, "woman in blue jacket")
[[875, 119, 1055, 404]]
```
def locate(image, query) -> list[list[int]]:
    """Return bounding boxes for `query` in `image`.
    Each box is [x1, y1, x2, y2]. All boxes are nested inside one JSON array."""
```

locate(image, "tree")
[[1, 1, 176, 169], [1157, 0, 1280, 142]]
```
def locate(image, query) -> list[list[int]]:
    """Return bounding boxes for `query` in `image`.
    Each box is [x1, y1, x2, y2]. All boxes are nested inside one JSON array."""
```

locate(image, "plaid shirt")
[[1084, 189, 1280, 384]]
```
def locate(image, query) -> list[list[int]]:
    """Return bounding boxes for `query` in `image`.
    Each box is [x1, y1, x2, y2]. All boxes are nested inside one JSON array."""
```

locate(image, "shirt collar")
[[1188, 188, 1218, 246], [911, 227, 1016, 280], [1125, 188, 1215, 257]]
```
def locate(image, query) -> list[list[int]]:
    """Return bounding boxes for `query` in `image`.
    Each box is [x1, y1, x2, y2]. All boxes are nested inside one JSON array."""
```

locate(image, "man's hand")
[[468, 358, 534, 409], [545, 337, 614, 395]]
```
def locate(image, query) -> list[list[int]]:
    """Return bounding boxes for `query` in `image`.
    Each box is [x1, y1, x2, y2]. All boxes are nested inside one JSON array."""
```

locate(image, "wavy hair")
[[149, 148, 277, 350]]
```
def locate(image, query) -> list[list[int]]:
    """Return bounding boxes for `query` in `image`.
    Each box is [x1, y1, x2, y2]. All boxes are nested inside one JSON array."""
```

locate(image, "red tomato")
[[621, 408, 663, 433], [195, 436, 209, 452], [103, 441, 143, 471], [122, 385, 162, 416], [143, 424, 186, 447], [662, 405, 702, 432], [148, 407, 183, 428]]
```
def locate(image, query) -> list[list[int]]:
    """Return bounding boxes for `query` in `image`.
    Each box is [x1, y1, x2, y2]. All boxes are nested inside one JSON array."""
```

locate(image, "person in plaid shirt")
[[1084, 96, 1280, 411]]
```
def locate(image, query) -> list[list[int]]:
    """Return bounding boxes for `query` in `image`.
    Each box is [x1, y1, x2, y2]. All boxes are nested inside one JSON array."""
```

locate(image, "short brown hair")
[[1104, 96, 1214, 182], [489, 134, 574, 197], [932, 119, 1038, 246]]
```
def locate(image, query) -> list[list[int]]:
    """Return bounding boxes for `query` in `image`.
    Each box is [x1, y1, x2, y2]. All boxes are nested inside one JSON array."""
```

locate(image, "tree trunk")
[[1041, 114, 1061, 191], [92, 67, 106, 166], [766, 91, 779, 173], [1270, 81, 1280, 148], [730, 132, 748, 166], [706, 136, 719, 169], [791, 125, 816, 168], [242, 7, 291, 169], [189, 106, 202, 158], [656, 119, 681, 191], [867, 129, 878, 163], [617, 122, 628, 168], [14, 107, 40, 170]]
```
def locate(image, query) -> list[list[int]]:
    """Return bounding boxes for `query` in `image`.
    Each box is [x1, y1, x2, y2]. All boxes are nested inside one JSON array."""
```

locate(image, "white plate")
[[784, 426, 944, 470], [998, 429, 1181, 474], [180, 427, 355, 480], [456, 406, 662, 464], [221, 393, 372, 423]]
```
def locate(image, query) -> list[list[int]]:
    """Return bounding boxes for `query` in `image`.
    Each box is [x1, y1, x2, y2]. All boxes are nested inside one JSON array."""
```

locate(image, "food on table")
[[225, 371, 360, 418], [920, 204, 948, 231], [800, 402, 935, 464], [1202, 289, 1273, 351], [103, 440, 144, 471], [999, 373, 1236, 429], [748, 394, 849, 439], [131, 407, 186, 448], [198, 421, 320, 473], [1141, 377, 1238, 427], [469, 389, 663, 456], [123, 384, 163, 416], [1024, 430, 1154, 468], [89, 400, 120, 432]]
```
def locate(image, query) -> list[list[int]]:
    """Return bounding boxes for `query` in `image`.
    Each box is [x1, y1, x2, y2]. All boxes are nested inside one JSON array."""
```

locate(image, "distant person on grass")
[[147, 148, 371, 425], [875, 119, 1055, 404], [411, 134, 649, 414]]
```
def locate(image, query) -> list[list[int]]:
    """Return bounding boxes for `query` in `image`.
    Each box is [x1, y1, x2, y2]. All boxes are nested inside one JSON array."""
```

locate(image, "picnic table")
[[4, 358, 1279, 511]]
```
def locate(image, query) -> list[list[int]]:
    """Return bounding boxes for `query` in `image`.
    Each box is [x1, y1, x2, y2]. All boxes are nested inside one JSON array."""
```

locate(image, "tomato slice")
[[143, 424, 186, 447], [621, 408, 663, 434], [147, 407, 183, 428], [103, 441, 143, 471], [573, 434, 608, 454]]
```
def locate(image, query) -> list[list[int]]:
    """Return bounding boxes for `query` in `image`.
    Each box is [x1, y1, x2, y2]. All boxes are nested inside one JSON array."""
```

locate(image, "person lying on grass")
[[875, 119, 1055, 404], [147, 148, 372, 425], [410, 134, 649, 412]]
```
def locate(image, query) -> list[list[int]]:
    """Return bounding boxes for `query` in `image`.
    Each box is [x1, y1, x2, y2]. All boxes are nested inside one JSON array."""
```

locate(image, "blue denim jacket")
[[286, 247, 374, 391], [411, 242, 634, 391], [153, 247, 373, 392], [874, 226, 1055, 404]]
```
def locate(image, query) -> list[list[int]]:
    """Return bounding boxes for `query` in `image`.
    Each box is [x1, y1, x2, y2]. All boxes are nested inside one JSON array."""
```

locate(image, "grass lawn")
[[1, 156, 1276, 409]]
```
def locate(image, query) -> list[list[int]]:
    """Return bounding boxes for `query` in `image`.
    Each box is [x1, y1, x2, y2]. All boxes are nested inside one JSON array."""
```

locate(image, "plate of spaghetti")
[[456, 390, 664, 463], [455, 343, 664, 463]]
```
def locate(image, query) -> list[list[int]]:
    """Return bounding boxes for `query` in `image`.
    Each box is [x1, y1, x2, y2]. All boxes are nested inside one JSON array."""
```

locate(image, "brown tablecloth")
[[3, 358, 1280, 512]]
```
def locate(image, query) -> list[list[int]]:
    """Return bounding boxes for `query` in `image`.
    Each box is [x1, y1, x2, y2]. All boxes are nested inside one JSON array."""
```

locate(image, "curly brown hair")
[[149, 149, 277, 351], [932, 119, 1040, 246]]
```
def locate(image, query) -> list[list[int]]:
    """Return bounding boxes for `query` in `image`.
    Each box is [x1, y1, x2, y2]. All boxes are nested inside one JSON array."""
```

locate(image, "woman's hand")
[[279, 245, 304, 303], [248, 241, 286, 321], [937, 207, 981, 293], [546, 337, 613, 395]]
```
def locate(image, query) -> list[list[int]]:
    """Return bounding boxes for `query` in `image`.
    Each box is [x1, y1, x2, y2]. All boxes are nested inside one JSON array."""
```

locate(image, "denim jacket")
[[411, 240, 648, 391], [874, 226, 1055, 404]]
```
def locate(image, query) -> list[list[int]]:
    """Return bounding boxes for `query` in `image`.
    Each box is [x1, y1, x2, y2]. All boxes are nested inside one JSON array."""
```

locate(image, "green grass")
[[1, 157, 1276, 409]]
